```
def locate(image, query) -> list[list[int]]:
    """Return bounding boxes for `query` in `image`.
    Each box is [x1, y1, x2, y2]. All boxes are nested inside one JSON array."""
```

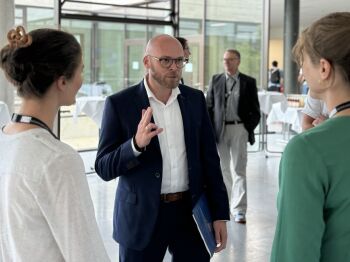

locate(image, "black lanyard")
[[329, 101, 350, 118], [11, 113, 58, 140], [225, 78, 237, 99]]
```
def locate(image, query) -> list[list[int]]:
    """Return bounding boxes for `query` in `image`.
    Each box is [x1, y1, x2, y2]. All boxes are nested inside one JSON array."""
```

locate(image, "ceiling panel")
[[270, 0, 350, 31]]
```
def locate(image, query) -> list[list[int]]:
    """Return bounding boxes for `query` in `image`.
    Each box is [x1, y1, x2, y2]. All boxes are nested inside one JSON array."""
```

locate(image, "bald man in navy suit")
[[95, 35, 230, 262]]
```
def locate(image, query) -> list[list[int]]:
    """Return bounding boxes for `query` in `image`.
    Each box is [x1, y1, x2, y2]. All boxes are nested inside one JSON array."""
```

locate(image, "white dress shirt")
[[143, 78, 189, 194]]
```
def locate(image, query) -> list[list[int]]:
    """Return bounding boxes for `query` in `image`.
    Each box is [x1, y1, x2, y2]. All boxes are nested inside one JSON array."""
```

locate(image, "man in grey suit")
[[206, 49, 260, 223]]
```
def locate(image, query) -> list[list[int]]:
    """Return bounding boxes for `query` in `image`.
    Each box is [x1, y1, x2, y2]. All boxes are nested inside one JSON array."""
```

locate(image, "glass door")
[[124, 39, 146, 87]]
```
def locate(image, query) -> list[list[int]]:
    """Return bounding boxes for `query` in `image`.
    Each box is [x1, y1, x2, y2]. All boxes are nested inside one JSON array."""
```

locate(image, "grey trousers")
[[217, 124, 248, 214]]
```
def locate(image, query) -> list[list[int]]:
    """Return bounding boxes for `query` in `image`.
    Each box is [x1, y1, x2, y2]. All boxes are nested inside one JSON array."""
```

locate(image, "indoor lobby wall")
[[268, 39, 284, 68]]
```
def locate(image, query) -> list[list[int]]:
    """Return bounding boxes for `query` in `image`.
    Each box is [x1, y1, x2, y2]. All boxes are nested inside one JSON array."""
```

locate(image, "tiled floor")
[[86, 143, 283, 261]]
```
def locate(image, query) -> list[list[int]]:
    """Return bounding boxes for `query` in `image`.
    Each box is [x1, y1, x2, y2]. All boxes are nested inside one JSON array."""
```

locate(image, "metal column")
[[283, 0, 300, 94]]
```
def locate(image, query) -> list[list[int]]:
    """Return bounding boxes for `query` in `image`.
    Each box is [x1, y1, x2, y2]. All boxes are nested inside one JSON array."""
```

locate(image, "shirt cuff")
[[131, 138, 142, 157]]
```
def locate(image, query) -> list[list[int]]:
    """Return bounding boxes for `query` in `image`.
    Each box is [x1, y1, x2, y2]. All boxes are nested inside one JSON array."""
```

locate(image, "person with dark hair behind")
[[271, 12, 350, 261], [0, 26, 109, 261], [268, 60, 283, 92], [175, 36, 191, 63], [175, 36, 191, 84], [301, 90, 328, 131]]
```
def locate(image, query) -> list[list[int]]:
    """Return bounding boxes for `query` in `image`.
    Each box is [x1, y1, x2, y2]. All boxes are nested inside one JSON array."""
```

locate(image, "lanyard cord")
[[11, 113, 58, 140], [329, 101, 350, 118]]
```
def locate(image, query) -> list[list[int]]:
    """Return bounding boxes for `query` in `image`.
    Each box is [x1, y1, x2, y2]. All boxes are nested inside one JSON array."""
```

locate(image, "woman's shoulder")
[[285, 117, 350, 158], [0, 128, 84, 184], [32, 130, 78, 155], [17, 129, 82, 167]]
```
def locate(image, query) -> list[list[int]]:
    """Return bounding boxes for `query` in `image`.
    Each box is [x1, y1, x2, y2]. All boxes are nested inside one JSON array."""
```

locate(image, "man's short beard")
[[150, 69, 180, 90]]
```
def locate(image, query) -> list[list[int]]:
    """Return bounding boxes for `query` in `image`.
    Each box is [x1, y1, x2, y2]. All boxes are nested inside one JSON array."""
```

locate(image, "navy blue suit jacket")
[[95, 81, 230, 250]]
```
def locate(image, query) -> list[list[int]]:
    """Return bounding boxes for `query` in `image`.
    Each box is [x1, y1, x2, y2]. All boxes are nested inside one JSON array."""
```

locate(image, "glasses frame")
[[148, 55, 188, 69], [223, 57, 240, 62]]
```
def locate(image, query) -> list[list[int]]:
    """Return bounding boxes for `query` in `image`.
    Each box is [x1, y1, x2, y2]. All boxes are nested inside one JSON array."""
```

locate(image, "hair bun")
[[7, 26, 32, 48]]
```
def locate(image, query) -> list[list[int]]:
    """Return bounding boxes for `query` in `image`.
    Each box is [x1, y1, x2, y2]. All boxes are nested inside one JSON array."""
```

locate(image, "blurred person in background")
[[175, 36, 191, 84], [301, 90, 328, 131], [268, 60, 283, 92], [206, 49, 260, 224]]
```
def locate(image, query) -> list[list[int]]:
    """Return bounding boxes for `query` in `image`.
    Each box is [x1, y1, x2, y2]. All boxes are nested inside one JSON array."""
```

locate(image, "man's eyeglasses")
[[148, 55, 188, 68], [223, 57, 240, 62]]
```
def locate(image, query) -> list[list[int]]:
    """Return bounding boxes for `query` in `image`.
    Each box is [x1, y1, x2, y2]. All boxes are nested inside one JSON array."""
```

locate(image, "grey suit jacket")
[[206, 72, 261, 145]]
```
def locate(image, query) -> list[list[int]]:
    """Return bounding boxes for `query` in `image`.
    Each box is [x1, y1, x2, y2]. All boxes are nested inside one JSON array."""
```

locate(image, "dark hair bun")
[[1, 27, 81, 98]]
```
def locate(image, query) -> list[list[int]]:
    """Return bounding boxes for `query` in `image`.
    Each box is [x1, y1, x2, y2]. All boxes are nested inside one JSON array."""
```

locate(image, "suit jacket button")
[[154, 172, 160, 178]]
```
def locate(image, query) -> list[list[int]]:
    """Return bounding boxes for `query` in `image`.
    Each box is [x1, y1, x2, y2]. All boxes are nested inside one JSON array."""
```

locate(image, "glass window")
[[205, 21, 262, 90], [60, 20, 172, 150], [10, 0, 264, 151], [179, 0, 263, 91], [15, 7, 24, 25]]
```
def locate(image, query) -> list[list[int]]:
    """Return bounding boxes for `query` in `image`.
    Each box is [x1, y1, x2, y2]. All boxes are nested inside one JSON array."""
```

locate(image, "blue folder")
[[192, 194, 216, 257]]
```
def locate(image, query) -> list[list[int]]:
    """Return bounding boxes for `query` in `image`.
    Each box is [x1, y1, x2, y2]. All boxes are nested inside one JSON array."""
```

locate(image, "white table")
[[74, 96, 106, 127], [0, 101, 10, 127], [267, 102, 304, 134], [78, 83, 112, 97], [257, 91, 287, 150], [258, 90, 287, 114]]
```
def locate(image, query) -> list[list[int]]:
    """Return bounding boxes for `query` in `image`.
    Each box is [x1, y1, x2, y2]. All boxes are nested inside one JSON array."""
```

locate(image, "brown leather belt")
[[160, 191, 189, 203]]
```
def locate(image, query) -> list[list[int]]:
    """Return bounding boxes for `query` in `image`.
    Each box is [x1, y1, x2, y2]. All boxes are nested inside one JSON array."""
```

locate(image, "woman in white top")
[[0, 26, 110, 261], [302, 90, 329, 130]]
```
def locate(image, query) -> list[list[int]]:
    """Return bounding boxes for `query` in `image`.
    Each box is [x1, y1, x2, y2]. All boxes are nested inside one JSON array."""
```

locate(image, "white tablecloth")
[[258, 91, 287, 115], [0, 101, 10, 127], [74, 96, 106, 127], [72, 92, 289, 132], [79, 83, 112, 97], [266, 102, 303, 133]]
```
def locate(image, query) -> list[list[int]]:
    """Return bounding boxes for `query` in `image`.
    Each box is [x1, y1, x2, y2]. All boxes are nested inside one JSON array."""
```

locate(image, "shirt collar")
[[143, 76, 181, 105], [225, 71, 239, 81]]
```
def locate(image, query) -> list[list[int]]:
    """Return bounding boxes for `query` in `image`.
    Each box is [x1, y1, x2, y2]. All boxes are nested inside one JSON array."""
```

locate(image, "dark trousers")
[[119, 198, 210, 262]]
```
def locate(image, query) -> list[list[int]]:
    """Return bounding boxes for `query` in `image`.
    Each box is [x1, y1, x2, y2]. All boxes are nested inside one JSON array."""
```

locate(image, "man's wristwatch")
[[133, 136, 146, 153]]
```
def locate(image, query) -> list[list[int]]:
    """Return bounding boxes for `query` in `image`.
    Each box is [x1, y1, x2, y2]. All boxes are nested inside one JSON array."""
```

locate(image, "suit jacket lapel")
[[177, 86, 192, 163], [135, 81, 151, 111], [177, 86, 191, 140], [218, 74, 226, 101], [238, 74, 246, 105]]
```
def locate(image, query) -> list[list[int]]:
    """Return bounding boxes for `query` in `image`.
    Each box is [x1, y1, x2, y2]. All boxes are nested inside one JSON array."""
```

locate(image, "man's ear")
[[319, 58, 331, 80], [56, 76, 67, 91], [143, 55, 150, 69]]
